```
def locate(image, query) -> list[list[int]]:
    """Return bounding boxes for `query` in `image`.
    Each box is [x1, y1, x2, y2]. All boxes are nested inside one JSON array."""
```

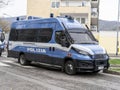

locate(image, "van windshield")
[[69, 32, 97, 44]]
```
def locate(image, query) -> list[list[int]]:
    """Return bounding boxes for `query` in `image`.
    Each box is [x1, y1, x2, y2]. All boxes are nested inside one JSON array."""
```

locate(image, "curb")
[[110, 65, 120, 67], [103, 70, 120, 75]]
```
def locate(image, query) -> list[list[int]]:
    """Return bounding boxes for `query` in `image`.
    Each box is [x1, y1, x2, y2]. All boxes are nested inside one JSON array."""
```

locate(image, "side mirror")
[[60, 36, 69, 47]]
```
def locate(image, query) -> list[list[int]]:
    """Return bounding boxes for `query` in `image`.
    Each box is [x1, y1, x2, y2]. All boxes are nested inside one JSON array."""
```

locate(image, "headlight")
[[73, 47, 90, 56], [78, 50, 90, 56]]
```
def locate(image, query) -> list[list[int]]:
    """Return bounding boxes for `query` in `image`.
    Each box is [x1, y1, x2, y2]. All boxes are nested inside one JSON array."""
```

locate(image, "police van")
[[8, 16, 109, 75], [0, 29, 5, 56]]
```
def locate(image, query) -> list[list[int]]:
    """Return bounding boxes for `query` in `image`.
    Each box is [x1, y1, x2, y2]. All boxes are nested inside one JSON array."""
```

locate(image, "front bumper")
[[75, 59, 109, 72]]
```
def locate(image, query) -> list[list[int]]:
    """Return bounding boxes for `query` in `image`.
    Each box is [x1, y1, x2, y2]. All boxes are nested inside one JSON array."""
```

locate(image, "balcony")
[[60, 0, 90, 7], [59, 6, 90, 14]]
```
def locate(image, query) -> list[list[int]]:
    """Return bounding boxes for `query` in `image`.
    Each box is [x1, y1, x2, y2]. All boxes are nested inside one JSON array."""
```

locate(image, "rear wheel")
[[19, 54, 31, 65], [65, 60, 76, 75]]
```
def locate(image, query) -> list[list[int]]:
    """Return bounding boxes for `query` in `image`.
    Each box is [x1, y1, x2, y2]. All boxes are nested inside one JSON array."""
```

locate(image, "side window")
[[55, 31, 70, 47], [55, 31, 63, 44], [9, 29, 17, 41], [17, 29, 37, 42], [37, 28, 53, 43], [10, 28, 53, 43]]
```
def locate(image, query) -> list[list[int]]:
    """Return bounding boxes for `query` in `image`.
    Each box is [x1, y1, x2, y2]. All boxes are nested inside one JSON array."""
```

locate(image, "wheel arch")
[[18, 52, 25, 61], [63, 57, 77, 75], [63, 57, 77, 68]]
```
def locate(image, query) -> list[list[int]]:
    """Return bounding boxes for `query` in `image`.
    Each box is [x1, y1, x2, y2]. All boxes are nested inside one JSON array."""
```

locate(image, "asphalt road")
[[0, 52, 120, 90]]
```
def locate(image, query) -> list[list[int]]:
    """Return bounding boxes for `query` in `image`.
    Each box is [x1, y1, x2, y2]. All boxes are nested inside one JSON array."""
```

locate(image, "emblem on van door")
[[27, 48, 46, 53]]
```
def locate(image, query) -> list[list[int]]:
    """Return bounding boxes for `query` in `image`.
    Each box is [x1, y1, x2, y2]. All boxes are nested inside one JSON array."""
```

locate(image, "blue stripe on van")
[[11, 46, 92, 61]]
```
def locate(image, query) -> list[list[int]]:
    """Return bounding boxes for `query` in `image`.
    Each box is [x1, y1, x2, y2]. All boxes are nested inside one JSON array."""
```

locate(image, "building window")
[[51, 2, 56, 8], [91, 25, 97, 31], [82, 1, 87, 7], [51, 1, 60, 8], [91, 8, 98, 16], [66, 1, 69, 6], [56, 2, 60, 8], [81, 18, 86, 24], [76, 18, 80, 23]]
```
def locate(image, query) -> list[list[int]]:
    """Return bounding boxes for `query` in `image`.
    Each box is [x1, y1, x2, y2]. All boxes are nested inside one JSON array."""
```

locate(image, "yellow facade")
[[27, 0, 51, 18], [27, 0, 98, 30], [99, 31, 120, 54]]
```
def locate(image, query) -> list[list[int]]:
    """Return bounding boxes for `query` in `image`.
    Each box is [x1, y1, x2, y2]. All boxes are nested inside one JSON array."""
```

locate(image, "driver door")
[[49, 31, 70, 66]]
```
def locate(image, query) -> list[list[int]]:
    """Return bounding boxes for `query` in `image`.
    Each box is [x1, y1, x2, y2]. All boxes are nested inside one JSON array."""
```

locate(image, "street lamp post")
[[116, 0, 120, 55]]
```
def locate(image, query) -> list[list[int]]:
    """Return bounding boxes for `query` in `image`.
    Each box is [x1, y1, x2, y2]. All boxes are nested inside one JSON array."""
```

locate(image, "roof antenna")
[[50, 13, 54, 18], [16, 17, 19, 21]]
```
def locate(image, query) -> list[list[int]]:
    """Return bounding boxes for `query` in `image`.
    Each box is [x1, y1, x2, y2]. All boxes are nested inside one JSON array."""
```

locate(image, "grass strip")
[[109, 59, 120, 65]]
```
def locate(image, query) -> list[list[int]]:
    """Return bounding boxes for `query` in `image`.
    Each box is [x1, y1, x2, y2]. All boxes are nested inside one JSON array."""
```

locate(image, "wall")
[[27, 0, 91, 28], [27, 0, 51, 18], [98, 31, 120, 55]]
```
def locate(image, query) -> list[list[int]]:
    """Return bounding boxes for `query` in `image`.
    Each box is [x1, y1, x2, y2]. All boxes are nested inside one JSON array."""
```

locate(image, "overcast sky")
[[0, 0, 119, 21], [0, 0, 27, 17], [99, 0, 118, 21]]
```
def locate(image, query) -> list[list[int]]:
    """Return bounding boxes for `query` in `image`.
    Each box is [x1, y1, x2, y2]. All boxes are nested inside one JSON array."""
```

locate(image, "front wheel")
[[65, 61, 76, 75], [93, 70, 100, 74], [19, 54, 31, 65]]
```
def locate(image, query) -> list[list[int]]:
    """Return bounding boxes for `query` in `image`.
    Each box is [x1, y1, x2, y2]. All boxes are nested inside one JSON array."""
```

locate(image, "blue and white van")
[[0, 29, 5, 56], [8, 16, 109, 75]]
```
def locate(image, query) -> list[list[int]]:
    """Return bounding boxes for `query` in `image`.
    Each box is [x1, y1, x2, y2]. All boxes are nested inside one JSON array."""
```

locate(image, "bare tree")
[[0, 0, 11, 32], [0, 0, 10, 8], [0, 19, 11, 33]]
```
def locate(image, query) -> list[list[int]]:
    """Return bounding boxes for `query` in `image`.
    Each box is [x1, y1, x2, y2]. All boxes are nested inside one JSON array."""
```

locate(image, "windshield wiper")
[[79, 42, 98, 44]]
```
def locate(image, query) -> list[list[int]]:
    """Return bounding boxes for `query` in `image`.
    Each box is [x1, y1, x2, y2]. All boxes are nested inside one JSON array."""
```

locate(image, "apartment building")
[[27, 0, 99, 31]]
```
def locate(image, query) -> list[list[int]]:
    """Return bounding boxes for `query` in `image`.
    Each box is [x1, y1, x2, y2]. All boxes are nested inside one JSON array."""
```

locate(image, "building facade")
[[27, 0, 99, 31]]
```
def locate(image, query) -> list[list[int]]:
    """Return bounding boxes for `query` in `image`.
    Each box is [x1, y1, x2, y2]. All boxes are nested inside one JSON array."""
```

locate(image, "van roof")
[[11, 17, 85, 30]]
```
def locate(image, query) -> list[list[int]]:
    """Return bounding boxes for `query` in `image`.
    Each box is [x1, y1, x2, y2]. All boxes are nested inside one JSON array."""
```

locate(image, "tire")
[[19, 54, 31, 65], [65, 60, 76, 75], [93, 70, 100, 74]]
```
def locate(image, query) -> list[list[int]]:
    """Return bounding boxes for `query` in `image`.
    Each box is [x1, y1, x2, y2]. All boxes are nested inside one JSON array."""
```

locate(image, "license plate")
[[98, 66, 104, 70]]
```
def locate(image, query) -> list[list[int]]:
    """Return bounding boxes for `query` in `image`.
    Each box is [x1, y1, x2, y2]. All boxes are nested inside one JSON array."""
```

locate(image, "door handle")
[[53, 47, 55, 51], [49, 47, 55, 51], [49, 47, 52, 51]]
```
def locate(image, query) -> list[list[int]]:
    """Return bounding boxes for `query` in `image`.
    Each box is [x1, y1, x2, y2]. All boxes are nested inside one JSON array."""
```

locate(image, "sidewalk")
[[109, 54, 120, 59], [103, 55, 120, 75]]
